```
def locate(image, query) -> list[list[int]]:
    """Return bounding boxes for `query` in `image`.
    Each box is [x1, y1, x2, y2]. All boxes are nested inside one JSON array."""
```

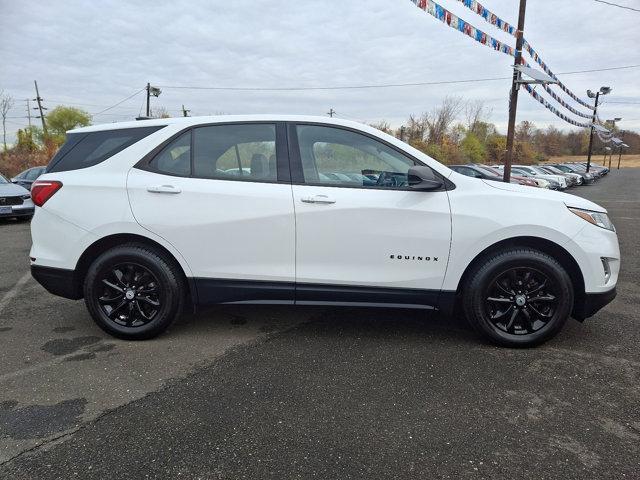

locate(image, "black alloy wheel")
[[97, 263, 161, 327], [485, 267, 558, 335], [463, 247, 573, 347], [84, 244, 184, 340]]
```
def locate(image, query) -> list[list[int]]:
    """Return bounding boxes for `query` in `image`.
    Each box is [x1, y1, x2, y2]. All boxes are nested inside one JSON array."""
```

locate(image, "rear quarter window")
[[47, 126, 164, 173]]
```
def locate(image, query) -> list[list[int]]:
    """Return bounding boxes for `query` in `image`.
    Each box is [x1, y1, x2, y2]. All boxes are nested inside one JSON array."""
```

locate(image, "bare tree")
[[369, 120, 392, 134], [425, 96, 463, 145], [152, 106, 171, 119], [405, 113, 428, 142], [464, 99, 490, 136], [0, 90, 15, 151]]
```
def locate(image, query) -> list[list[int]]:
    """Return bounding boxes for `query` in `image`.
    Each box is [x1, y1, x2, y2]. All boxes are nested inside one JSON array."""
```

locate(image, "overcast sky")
[[1, 0, 638, 143]]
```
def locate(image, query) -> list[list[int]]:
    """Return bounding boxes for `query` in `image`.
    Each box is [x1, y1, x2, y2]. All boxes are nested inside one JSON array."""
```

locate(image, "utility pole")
[[502, 0, 527, 183], [585, 87, 611, 172], [181, 104, 190, 117], [327, 108, 335, 118], [146, 82, 151, 117], [144, 82, 162, 118], [585, 91, 600, 173], [33, 80, 47, 135], [26, 99, 32, 127]]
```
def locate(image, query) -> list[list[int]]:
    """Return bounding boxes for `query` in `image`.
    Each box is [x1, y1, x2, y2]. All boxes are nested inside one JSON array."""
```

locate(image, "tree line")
[[371, 96, 639, 165], [1, 94, 638, 178]]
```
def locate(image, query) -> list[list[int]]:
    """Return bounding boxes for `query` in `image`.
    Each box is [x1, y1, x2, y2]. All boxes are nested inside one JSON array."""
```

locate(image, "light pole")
[[603, 146, 611, 166], [603, 118, 621, 168], [617, 142, 628, 169], [585, 86, 611, 173], [617, 131, 626, 169]]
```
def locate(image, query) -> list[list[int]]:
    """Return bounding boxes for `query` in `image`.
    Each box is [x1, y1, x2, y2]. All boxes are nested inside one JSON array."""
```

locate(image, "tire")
[[462, 247, 573, 347], [83, 243, 184, 340]]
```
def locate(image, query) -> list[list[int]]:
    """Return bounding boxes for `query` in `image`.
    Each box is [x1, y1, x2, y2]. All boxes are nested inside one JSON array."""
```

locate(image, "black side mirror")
[[407, 166, 444, 191]]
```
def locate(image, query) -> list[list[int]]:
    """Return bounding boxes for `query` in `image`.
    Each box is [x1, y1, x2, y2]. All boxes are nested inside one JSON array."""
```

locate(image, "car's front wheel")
[[462, 247, 573, 347], [84, 244, 184, 340]]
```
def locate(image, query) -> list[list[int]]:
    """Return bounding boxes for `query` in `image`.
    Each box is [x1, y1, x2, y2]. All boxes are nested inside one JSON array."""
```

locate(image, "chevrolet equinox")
[[29, 116, 619, 346]]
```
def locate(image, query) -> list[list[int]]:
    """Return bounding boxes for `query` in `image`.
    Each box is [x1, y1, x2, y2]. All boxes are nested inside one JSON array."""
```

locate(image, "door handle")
[[301, 194, 336, 204], [147, 185, 182, 194]]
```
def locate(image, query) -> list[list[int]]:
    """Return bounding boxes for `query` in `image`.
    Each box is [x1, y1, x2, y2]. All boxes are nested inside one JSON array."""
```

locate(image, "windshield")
[[530, 166, 549, 175], [515, 166, 535, 175], [0, 174, 8, 184], [475, 165, 500, 177]]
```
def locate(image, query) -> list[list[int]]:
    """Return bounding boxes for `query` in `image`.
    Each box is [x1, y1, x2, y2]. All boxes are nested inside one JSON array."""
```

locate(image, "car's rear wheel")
[[84, 244, 184, 340], [462, 247, 573, 347]]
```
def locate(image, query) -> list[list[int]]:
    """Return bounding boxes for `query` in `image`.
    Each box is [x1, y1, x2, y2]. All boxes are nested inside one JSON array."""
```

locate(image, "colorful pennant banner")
[[523, 84, 591, 128], [410, 0, 592, 128], [453, 0, 595, 111], [411, 0, 515, 56]]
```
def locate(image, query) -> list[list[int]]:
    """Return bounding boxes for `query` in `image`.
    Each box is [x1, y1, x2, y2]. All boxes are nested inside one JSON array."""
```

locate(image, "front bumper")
[[573, 287, 617, 321], [31, 265, 82, 300], [0, 206, 34, 218]]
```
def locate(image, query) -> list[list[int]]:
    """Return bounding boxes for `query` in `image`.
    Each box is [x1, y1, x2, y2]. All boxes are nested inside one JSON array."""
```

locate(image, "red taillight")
[[31, 181, 63, 207]]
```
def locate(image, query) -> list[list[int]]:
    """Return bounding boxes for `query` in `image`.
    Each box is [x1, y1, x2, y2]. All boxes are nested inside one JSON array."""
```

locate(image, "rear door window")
[[47, 126, 164, 173], [192, 124, 277, 181]]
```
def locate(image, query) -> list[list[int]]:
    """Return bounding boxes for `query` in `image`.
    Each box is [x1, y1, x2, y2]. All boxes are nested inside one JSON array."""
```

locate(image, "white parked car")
[[511, 165, 568, 190], [29, 116, 619, 347]]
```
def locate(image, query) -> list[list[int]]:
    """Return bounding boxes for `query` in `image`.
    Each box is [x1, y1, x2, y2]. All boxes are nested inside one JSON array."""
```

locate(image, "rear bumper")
[[573, 287, 617, 321], [31, 265, 82, 300]]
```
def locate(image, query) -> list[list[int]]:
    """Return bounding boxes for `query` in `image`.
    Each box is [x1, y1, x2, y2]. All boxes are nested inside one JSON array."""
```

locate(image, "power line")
[[594, 0, 640, 12], [557, 64, 640, 75], [92, 88, 145, 115], [159, 76, 511, 91], [157, 64, 640, 92]]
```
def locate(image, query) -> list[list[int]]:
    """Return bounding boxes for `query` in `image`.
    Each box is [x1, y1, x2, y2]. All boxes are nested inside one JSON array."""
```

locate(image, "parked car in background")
[[11, 166, 47, 190], [579, 163, 608, 176], [0, 173, 35, 220], [549, 164, 595, 184], [29, 115, 619, 348], [450, 164, 526, 185], [539, 165, 583, 185], [566, 163, 601, 179], [493, 165, 559, 189], [512, 165, 568, 190], [531, 165, 577, 187], [474, 164, 539, 187]]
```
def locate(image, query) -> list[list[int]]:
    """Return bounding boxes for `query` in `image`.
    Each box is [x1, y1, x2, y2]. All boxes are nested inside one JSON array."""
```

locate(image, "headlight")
[[568, 207, 615, 232]]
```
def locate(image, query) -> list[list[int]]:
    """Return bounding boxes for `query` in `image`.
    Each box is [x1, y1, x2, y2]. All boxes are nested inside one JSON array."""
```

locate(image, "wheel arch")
[[75, 233, 197, 309], [455, 236, 585, 319]]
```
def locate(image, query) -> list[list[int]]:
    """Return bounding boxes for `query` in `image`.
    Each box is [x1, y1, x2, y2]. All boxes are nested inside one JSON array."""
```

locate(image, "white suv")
[[29, 116, 619, 346]]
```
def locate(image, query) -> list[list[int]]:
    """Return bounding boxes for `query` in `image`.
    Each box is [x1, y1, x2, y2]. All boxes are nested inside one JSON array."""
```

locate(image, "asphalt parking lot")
[[1, 169, 639, 479]]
